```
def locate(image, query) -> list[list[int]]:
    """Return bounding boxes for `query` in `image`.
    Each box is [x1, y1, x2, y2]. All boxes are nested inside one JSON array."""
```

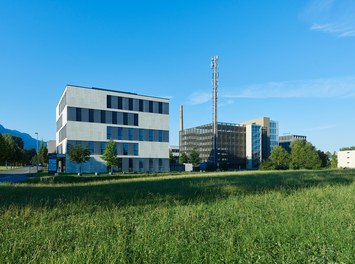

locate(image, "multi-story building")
[[337, 150, 355, 168], [180, 117, 278, 170], [279, 134, 307, 152], [56, 85, 170, 173], [243, 117, 279, 162], [180, 122, 246, 169]]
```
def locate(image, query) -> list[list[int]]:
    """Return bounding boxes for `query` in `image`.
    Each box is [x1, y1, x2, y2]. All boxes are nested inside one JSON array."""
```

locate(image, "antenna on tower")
[[211, 55, 219, 167]]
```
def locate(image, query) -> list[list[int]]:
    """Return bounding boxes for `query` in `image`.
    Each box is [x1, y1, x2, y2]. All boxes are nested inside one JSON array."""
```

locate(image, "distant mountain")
[[0, 124, 45, 150]]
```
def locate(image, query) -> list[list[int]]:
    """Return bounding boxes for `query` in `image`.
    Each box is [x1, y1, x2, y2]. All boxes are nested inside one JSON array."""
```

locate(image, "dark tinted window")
[[139, 99, 144, 111], [149, 101, 153, 113], [129, 98, 133, 110], [134, 114, 138, 126], [107, 95, 112, 108], [101, 110, 106, 123], [123, 113, 128, 125], [158, 102, 163, 114], [89, 109, 94, 122], [76, 108, 82, 121], [112, 112, 117, 124], [117, 97, 122, 109]]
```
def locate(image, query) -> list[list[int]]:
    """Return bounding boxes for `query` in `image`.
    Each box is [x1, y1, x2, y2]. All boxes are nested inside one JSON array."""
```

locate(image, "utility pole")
[[211, 56, 219, 167]]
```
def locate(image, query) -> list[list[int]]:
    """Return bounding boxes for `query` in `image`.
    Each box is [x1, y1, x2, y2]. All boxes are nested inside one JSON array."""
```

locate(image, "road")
[[0, 167, 38, 183]]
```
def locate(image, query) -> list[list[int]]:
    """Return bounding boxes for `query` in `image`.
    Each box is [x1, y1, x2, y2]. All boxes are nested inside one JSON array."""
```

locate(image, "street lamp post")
[[35, 132, 39, 173]]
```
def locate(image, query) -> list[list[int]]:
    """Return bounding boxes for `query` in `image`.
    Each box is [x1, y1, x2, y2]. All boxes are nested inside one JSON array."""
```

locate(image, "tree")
[[269, 146, 290, 170], [331, 152, 338, 168], [3, 134, 25, 166], [0, 134, 8, 165], [38, 141, 48, 166], [101, 139, 121, 174], [67, 144, 90, 174], [290, 140, 321, 170], [339, 146, 355, 151], [317, 150, 330, 168], [25, 148, 37, 165], [179, 152, 189, 164], [189, 149, 201, 167]]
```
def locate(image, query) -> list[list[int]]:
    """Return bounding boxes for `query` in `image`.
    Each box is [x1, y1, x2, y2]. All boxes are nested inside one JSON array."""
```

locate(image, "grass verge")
[[0, 169, 354, 263]]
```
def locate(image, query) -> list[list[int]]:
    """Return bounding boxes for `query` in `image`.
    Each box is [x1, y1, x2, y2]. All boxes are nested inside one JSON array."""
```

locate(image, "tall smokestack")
[[180, 105, 184, 131], [211, 55, 219, 167], [179, 104, 184, 151]]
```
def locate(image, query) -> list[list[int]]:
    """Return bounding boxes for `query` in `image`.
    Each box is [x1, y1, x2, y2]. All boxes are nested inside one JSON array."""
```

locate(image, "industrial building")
[[279, 134, 307, 152], [56, 85, 170, 173], [337, 150, 355, 169]]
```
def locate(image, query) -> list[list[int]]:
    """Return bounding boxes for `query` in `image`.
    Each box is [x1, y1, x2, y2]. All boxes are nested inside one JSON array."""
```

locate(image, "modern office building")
[[245, 123, 262, 169], [337, 150, 355, 168], [180, 122, 246, 169], [279, 134, 307, 152], [180, 117, 278, 170], [243, 117, 279, 161], [56, 85, 170, 173]]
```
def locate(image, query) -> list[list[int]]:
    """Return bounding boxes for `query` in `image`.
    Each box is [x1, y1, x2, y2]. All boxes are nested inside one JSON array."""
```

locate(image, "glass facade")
[[270, 120, 279, 152]]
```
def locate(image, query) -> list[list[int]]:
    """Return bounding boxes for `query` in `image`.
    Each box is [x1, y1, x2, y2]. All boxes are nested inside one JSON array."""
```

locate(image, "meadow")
[[0, 169, 354, 263]]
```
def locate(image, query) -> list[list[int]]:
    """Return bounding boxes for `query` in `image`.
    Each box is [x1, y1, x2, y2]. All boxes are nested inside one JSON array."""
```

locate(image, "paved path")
[[0, 167, 38, 183]]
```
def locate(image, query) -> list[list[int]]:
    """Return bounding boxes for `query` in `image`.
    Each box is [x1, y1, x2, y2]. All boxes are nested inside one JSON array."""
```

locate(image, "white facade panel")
[[338, 150, 355, 168], [138, 112, 169, 130]]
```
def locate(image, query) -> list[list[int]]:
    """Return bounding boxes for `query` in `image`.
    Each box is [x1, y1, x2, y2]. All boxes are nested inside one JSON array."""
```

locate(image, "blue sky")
[[0, 0, 354, 152]]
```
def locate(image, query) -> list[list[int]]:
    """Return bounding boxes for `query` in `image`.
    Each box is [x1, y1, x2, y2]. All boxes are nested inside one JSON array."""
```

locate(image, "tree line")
[[260, 140, 337, 170], [0, 134, 48, 167]]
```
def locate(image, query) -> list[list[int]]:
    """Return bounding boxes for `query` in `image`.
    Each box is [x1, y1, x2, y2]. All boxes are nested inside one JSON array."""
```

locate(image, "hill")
[[0, 123, 44, 149]]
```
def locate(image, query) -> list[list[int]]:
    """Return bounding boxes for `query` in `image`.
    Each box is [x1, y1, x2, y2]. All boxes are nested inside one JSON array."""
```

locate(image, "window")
[[101, 110, 106, 123], [134, 144, 138, 156], [89, 141, 94, 154], [117, 97, 122, 109], [118, 128, 122, 140], [101, 142, 106, 154], [129, 98, 133, 111], [123, 143, 128, 155], [134, 114, 138, 126], [107, 95, 112, 108], [107, 127, 112, 139], [76, 108, 82, 121], [128, 128, 133, 140], [139, 129, 144, 141], [112, 112, 117, 124], [149, 159, 154, 171], [139, 159, 144, 172], [123, 113, 128, 125], [149, 130, 153, 141], [158, 130, 163, 142], [158, 102, 163, 114], [159, 159, 163, 171], [129, 158, 133, 172], [139, 99, 143, 111], [89, 109, 94, 122], [149, 101, 153, 113]]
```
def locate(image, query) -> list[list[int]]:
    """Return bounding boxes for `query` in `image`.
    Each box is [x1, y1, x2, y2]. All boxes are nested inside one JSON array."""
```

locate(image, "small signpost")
[[48, 154, 57, 174]]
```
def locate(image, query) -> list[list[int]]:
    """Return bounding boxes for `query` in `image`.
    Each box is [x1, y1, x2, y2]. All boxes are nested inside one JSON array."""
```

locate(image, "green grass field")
[[0, 169, 354, 263], [0, 166, 21, 171]]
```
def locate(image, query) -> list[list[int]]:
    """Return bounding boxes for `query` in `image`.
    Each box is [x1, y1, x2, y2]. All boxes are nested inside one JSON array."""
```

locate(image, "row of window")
[[67, 140, 139, 156], [67, 107, 139, 126], [107, 95, 169, 115], [107, 126, 169, 142]]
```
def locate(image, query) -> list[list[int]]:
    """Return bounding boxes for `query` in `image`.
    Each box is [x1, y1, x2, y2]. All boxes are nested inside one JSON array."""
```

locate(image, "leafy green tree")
[[3, 134, 25, 166], [290, 140, 321, 170], [0, 134, 8, 164], [259, 160, 275, 170], [331, 152, 338, 168], [169, 150, 177, 165], [269, 146, 291, 170], [101, 139, 121, 174], [339, 146, 355, 151], [68, 144, 90, 174], [179, 152, 189, 164], [25, 148, 37, 165], [317, 150, 330, 168], [38, 141, 48, 166], [189, 148, 201, 167]]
